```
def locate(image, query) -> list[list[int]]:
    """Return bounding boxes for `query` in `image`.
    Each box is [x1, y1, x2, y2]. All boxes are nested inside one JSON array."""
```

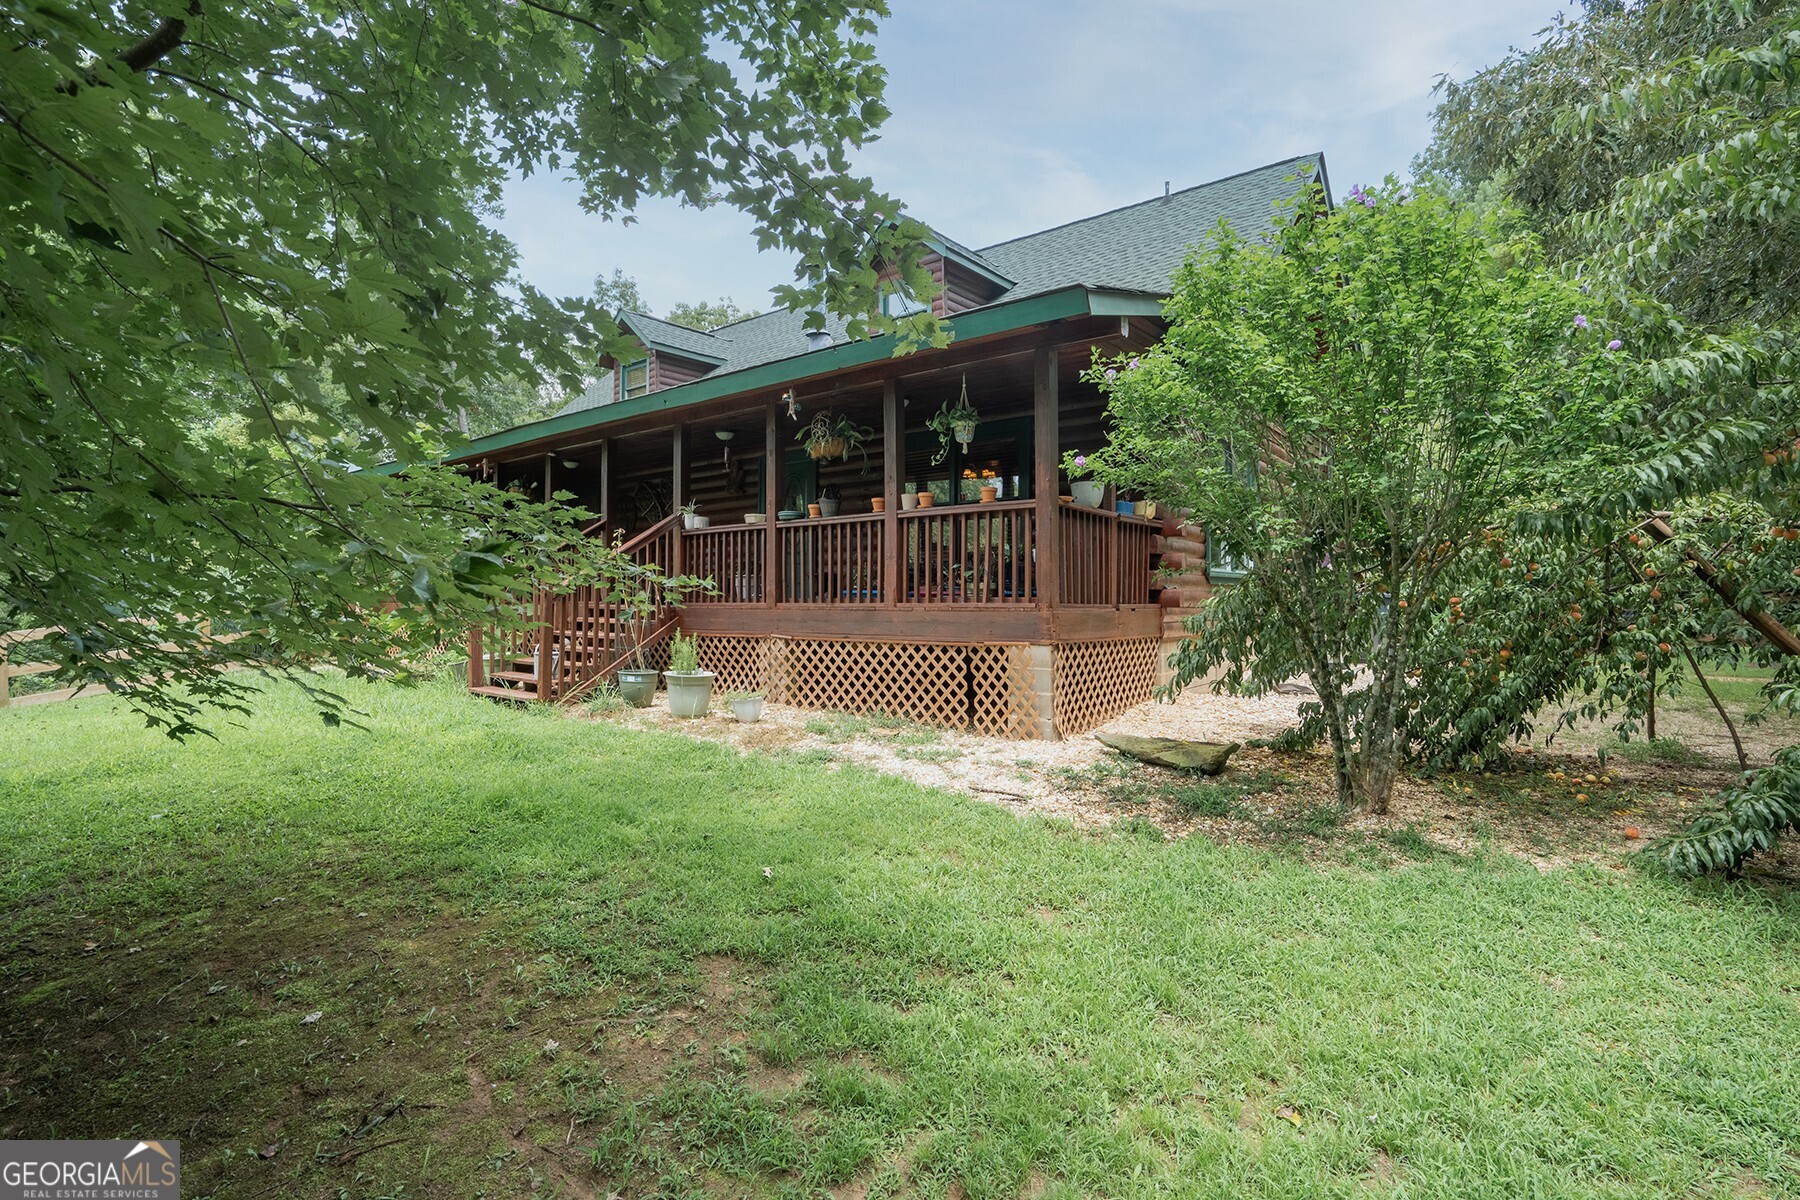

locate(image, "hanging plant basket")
[[927, 375, 981, 465], [796, 411, 872, 467]]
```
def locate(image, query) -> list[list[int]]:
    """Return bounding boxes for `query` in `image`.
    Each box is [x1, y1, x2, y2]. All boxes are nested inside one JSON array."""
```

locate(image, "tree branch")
[[119, 2, 202, 73]]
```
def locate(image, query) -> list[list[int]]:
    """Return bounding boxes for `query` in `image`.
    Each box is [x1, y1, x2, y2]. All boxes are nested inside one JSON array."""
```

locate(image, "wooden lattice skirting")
[[690, 635, 1156, 740], [1051, 638, 1159, 736]]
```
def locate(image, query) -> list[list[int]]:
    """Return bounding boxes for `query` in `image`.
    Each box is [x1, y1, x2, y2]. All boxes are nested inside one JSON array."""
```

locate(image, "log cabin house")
[[457, 154, 1325, 738]]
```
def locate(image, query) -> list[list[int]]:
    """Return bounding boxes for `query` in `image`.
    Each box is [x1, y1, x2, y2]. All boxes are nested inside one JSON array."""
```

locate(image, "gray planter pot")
[[663, 670, 715, 718], [617, 669, 658, 708], [818, 498, 840, 517], [730, 696, 764, 723]]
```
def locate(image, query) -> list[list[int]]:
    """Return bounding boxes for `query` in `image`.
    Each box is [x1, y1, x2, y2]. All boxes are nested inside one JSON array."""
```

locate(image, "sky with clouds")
[[497, 0, 1567, 318]]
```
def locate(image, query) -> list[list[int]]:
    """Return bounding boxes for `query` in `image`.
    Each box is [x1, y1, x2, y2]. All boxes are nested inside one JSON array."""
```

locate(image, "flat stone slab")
[[1095, 732, 1242, 775]]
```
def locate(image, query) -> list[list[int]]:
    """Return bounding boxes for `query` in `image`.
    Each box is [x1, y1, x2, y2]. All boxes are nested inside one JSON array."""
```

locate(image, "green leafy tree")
[[666, 297, 756, 330], [1426, 3, 1800, 872], [1076, 184, 1627, 812], [2, 0, 940, 730], [593, 268, 650, 317]]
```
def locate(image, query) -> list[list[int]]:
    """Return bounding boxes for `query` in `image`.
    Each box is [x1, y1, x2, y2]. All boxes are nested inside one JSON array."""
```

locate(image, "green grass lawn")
[[2, 679, 1798, 1199]]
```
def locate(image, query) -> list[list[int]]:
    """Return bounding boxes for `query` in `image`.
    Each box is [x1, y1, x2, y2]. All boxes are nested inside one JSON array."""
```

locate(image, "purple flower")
[[1128, 357, 1140, 369], [1607, 339, 1622, 351], [1573, 314, 1589, 329], [1074, 454, 1087, 468], [1361, 194, 1376, 208], [1104, 368, 1117, 380]]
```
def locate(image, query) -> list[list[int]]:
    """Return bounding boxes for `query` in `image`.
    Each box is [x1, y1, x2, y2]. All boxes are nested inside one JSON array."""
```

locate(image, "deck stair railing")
[[467, 513, 683, 704]]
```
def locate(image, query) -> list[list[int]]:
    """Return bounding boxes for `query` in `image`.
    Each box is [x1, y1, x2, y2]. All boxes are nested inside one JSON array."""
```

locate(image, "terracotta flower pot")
[[871, 497, 886, 512], [917, 492, 935, 508], [979, 486, 998, 503], [807, 502, 822, 518]]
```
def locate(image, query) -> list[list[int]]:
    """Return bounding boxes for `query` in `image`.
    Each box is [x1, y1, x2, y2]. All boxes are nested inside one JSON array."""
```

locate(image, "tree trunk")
[[1347, 750, 1397, 814]]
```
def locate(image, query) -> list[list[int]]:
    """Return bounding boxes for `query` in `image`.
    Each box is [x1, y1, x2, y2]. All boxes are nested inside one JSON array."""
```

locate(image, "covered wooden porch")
[[467, 318, 1189, 737]]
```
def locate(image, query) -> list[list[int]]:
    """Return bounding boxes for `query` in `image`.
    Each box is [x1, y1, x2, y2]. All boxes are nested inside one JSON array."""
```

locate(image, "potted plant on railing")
[[798, 411, 873, 465], [1065, 452, 1104, 508], [663, 630, 714, 718], [818, 485, 841, 518]]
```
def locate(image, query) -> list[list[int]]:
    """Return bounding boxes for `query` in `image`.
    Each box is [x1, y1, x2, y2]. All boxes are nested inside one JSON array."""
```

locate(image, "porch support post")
[[882, 378, 901, 606], [671, 423, 686, 575], [598, 439, 611, 537], [764, 404, 779, 606], [1033, 344, 1060, 609]]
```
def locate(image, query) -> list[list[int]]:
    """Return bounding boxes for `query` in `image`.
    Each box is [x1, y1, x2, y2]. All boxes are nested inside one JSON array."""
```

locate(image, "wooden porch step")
[[491, 669, 539, 684], [470, 684, 538, 703]]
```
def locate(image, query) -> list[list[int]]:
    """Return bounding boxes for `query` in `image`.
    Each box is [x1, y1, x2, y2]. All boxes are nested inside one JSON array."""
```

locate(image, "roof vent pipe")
[[1163, 181, 1171, 202], [805, 329, 832, 351]]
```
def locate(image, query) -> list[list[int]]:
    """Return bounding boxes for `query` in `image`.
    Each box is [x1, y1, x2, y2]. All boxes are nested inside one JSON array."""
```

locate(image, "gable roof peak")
[[977, 152, 1325, 254]]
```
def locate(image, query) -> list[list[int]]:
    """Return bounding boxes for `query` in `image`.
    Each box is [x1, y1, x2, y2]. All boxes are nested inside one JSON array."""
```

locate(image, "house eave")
[[377, 285, 1160, 471]]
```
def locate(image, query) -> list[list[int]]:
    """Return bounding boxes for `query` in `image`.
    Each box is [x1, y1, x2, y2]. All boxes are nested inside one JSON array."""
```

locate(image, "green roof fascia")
[[923, 236, 1015, 289], [378, 286, 1151, 471], [1085, 291, 1167, 318]]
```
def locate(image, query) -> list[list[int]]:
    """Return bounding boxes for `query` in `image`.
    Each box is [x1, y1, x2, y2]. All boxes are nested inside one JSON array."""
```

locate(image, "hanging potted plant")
[[797, 411, 873, 464], [662, 631, 715, 718], [926, 376, 980, 465]]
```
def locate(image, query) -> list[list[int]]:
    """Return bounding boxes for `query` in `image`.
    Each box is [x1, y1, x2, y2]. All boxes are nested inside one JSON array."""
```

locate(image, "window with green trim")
[[622, 357, 650, 400], [1207, 532, 1251, 582], [1209, 441, 1255, 581], [881, 285, 925, 318]]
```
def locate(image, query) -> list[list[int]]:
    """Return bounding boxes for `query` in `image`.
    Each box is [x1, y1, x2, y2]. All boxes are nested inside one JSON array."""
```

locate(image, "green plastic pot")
[[617, 669, 658, 708]]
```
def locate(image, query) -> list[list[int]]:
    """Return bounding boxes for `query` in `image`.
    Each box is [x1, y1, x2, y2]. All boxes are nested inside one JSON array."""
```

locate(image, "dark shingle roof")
[[594, 153, 1322, 389], [618, 312, 731, 364], [978, 154, 1321, 299], [555, 369, 615, 417]]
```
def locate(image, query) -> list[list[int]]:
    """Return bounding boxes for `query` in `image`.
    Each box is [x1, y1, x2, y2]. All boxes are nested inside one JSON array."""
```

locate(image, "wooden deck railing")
[[685, 524, 765, 604], [1115, 514, 1161, 606], [900, 501, 1037, 605], [778, 512, 885, 604], [663, 501, 1159, 610], [468, 513, 683, 702], [1055, 504, 1161, 606], [470, 502, 1165, 705]]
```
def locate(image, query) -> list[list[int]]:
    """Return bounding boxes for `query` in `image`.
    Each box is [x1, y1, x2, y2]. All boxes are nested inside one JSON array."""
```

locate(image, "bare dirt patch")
[[0, 886, 810, 1198]]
